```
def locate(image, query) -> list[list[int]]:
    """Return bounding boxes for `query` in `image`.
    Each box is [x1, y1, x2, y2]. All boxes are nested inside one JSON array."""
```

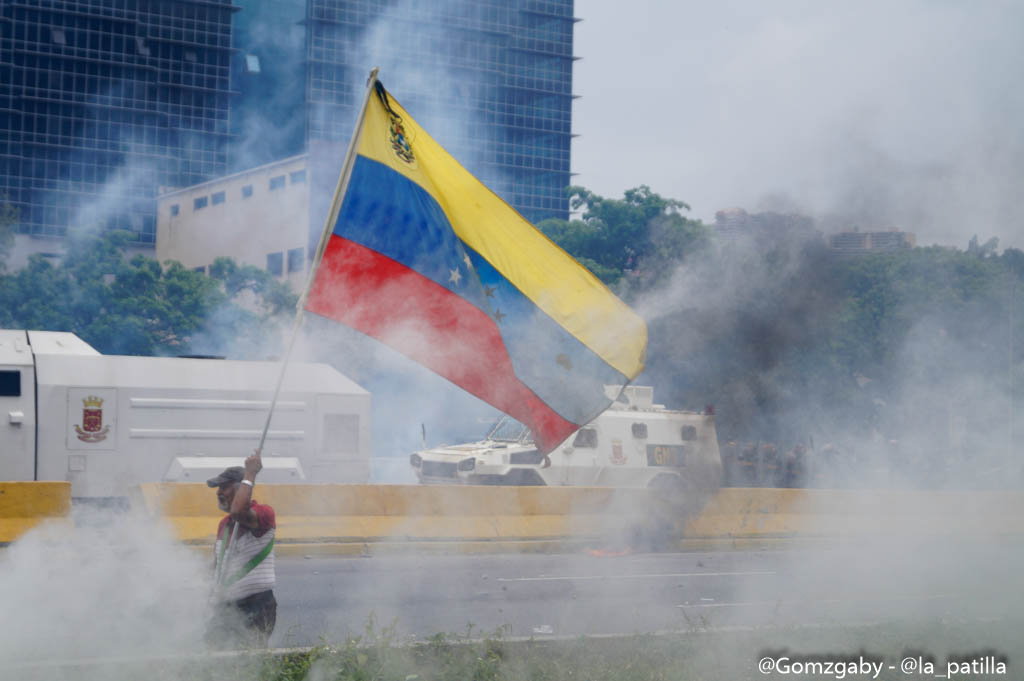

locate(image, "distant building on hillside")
[[828, 228, 916, 253], [714, 208, 822, 245]]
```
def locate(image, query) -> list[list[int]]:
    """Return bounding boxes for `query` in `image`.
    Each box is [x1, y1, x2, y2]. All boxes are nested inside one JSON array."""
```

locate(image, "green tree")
[[681, 242, 1016, 456], [0, 230, 297, 357], [194, 256, 299, 356], [537, 185, 709, 290]]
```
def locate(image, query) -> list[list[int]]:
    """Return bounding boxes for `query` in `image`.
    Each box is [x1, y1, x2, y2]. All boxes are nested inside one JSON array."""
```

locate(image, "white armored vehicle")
[[0, 329, 370, 501], [410, 386, 722, 490]]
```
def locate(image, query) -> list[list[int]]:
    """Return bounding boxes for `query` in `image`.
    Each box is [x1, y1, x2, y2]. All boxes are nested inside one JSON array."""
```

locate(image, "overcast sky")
[[571, 0, 1024, 249]]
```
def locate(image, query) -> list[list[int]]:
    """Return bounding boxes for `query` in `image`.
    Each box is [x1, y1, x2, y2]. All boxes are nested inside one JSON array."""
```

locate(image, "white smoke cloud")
[[573, 0, 1024, 249], [0, 509, 214, 680]]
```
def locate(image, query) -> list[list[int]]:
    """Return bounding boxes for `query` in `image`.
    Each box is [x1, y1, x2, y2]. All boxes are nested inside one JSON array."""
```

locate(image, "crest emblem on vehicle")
[[74, 395, 110, 443], [610, 438, 627, 465], [388, 115, 416, 166]]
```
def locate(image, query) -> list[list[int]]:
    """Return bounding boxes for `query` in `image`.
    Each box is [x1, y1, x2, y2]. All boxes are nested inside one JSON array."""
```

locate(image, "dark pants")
[[207, 590, 277, 649]]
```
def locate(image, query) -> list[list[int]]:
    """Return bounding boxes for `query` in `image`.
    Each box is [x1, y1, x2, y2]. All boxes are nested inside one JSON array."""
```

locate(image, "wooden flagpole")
[[253, 66, 381, 457], [215, 68, 381, 594]]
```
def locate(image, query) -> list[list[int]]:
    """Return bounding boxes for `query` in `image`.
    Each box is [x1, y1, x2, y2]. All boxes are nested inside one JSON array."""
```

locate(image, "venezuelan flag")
[[305, 82, 647, 453]]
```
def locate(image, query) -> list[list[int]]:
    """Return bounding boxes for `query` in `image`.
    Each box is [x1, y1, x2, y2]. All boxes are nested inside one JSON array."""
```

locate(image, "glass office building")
[[235, 0, 575, 225], [0, 0, 234, 245], [0, 0, 574, 249]]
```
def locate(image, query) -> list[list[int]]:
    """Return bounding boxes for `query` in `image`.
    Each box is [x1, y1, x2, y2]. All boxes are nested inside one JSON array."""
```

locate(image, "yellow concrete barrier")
[[136, 483, 655, 544], [0, 482, 72, 543], [685, 487, 1024, 538], [137, 483, 1024, 548]]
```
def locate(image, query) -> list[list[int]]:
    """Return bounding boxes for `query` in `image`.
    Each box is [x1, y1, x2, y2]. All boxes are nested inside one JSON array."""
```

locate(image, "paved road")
[[269, 539, 1023, 647]]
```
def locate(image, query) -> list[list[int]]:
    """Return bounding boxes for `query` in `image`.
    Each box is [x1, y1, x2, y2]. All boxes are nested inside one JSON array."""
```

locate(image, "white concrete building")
[[156, 155, 312, 289]]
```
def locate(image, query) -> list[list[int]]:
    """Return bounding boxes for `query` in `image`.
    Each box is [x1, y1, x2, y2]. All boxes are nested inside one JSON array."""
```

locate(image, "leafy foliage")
[[537, 185, 710, 290], [647, 238, 1024, 466], [0, 230, 296, 357], [134, 616, 1024, 681], [536, 187, 1024, 481]]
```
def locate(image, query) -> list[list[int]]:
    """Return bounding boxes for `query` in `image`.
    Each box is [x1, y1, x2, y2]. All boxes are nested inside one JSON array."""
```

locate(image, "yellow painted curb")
[[0, 482, 72, 543], [137, 483, 651, 544], [137, 483, 1024, 550], [685, 487, 1024, 538]]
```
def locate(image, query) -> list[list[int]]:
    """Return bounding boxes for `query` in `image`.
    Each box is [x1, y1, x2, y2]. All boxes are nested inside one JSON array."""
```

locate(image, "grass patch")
[[18, 617, 1022, 681], [255, 618, 1023, 681]]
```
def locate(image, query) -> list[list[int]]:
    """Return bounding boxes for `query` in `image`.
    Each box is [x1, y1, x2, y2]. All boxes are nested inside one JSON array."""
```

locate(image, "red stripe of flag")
[[305, 235, 578, 452]]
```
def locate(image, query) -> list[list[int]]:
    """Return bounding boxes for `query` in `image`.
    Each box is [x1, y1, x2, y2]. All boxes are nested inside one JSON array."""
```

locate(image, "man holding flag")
[[206, 452, 277, 648]]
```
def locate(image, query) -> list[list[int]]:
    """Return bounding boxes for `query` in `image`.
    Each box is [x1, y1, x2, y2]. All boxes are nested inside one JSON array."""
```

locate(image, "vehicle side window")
[[631, 423, 648, 438], [510, 449, 544, 465], [0, 370, 20, 396], [573, 428, 598, 448], [680, 425, 697, 441]]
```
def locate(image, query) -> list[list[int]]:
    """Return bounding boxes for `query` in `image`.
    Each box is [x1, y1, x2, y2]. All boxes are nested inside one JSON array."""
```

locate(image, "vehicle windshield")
[[486, 415, 533, 443]]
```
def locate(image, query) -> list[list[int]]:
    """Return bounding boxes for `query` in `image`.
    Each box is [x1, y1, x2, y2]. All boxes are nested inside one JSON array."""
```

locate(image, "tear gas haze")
[[0, 510, 212, 681], [4, 1, 1022, 674], [574, 0, 1024, 249]]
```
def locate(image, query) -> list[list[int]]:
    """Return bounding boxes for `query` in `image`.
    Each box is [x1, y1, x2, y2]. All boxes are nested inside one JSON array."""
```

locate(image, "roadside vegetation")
[[81, 616, 1022, 681], [540, 187, 1024, 475], [0, 224, 295, 358]]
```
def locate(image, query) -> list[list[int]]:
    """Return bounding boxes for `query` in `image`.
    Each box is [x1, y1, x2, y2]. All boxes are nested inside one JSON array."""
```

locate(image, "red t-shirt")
[[217, 499, 276, 539]]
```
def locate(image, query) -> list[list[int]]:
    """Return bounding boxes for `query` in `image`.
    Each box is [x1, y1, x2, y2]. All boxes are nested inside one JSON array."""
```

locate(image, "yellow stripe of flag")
[[356, 88, 647, 379]]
